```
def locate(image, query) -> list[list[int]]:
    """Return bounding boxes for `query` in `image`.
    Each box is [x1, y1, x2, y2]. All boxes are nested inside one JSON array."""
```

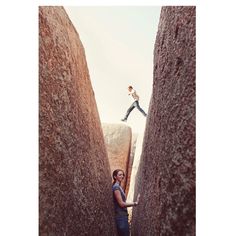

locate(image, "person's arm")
[[114, 190, 140, 208]]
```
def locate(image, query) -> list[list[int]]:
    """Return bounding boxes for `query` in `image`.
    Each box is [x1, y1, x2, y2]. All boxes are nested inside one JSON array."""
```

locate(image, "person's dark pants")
[[123, 101, 147, 120], [115, 216, 130, 236]]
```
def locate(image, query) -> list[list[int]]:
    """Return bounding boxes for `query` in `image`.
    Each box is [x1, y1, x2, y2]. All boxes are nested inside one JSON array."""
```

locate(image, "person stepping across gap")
[[121, 85, 147, 122]]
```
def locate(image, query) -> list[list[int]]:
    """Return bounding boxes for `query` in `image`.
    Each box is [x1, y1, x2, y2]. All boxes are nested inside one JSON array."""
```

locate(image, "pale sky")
[[64, 6, 161, 133]]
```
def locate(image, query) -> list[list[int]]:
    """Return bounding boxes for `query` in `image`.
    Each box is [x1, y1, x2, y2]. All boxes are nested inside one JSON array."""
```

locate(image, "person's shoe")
[[121, 118, 127, 122]]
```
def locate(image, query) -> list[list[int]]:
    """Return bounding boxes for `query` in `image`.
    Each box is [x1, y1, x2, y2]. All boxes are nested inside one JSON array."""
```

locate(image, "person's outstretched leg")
[[134, 101, 147, 117], [121, 103, 135, 121]]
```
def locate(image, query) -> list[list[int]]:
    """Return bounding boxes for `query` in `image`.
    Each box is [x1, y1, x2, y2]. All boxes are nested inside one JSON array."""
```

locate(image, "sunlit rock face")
[[126, 133, 144, 219], [125, 132, 138, 196], [39, 6, 117, 236], [102, 123, 132, 192], [132, 6, 196, 236]]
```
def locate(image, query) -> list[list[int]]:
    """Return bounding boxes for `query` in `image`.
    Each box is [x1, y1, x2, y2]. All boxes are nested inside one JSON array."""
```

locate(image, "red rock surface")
[[102, 123, 132, 193], [132, 6, 195, 235], [39, 7, 117, 235]]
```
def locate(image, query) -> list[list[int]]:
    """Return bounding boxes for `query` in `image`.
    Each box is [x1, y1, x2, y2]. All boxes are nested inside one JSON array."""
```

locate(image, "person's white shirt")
[[128, 89, 139, 102]]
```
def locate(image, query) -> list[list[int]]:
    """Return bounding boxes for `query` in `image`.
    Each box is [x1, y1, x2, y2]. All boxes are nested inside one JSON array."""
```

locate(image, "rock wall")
[[102, 123, 132, 192], [125, 132, 138, 196], [126, 133, 144, 219], [39, 6, 117, 235], [132, 6, 195, 236]]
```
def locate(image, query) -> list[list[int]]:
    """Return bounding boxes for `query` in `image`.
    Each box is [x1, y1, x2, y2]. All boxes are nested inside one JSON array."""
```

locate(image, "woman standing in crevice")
[[112, 169, 140, 236]]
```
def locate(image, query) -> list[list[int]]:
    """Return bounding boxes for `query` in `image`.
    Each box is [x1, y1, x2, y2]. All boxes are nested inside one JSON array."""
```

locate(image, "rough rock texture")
[[39, 7, 117, 236], [102, 123, 132, 192], [132, 6, 195, 236]]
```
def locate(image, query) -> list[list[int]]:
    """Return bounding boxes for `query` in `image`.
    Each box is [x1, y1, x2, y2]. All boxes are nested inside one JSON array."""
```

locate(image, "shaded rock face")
[[132, 6, 195, 236], [39, 7, 117, 236], [102, 123, 132, 192]]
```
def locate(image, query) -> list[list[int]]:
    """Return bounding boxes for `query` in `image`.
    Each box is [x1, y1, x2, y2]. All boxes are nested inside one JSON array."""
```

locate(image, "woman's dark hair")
[[112, 169, 125, 185], [128, 85, 133, 89]]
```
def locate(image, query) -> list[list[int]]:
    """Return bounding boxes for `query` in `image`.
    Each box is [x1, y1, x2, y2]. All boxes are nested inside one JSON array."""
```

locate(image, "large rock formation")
[[102, 123, 132, 192], [39, 7, 117, 235], [126, 133, 144, 219], [125, 132, 138, 196], [132, 6, 195, 236]]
